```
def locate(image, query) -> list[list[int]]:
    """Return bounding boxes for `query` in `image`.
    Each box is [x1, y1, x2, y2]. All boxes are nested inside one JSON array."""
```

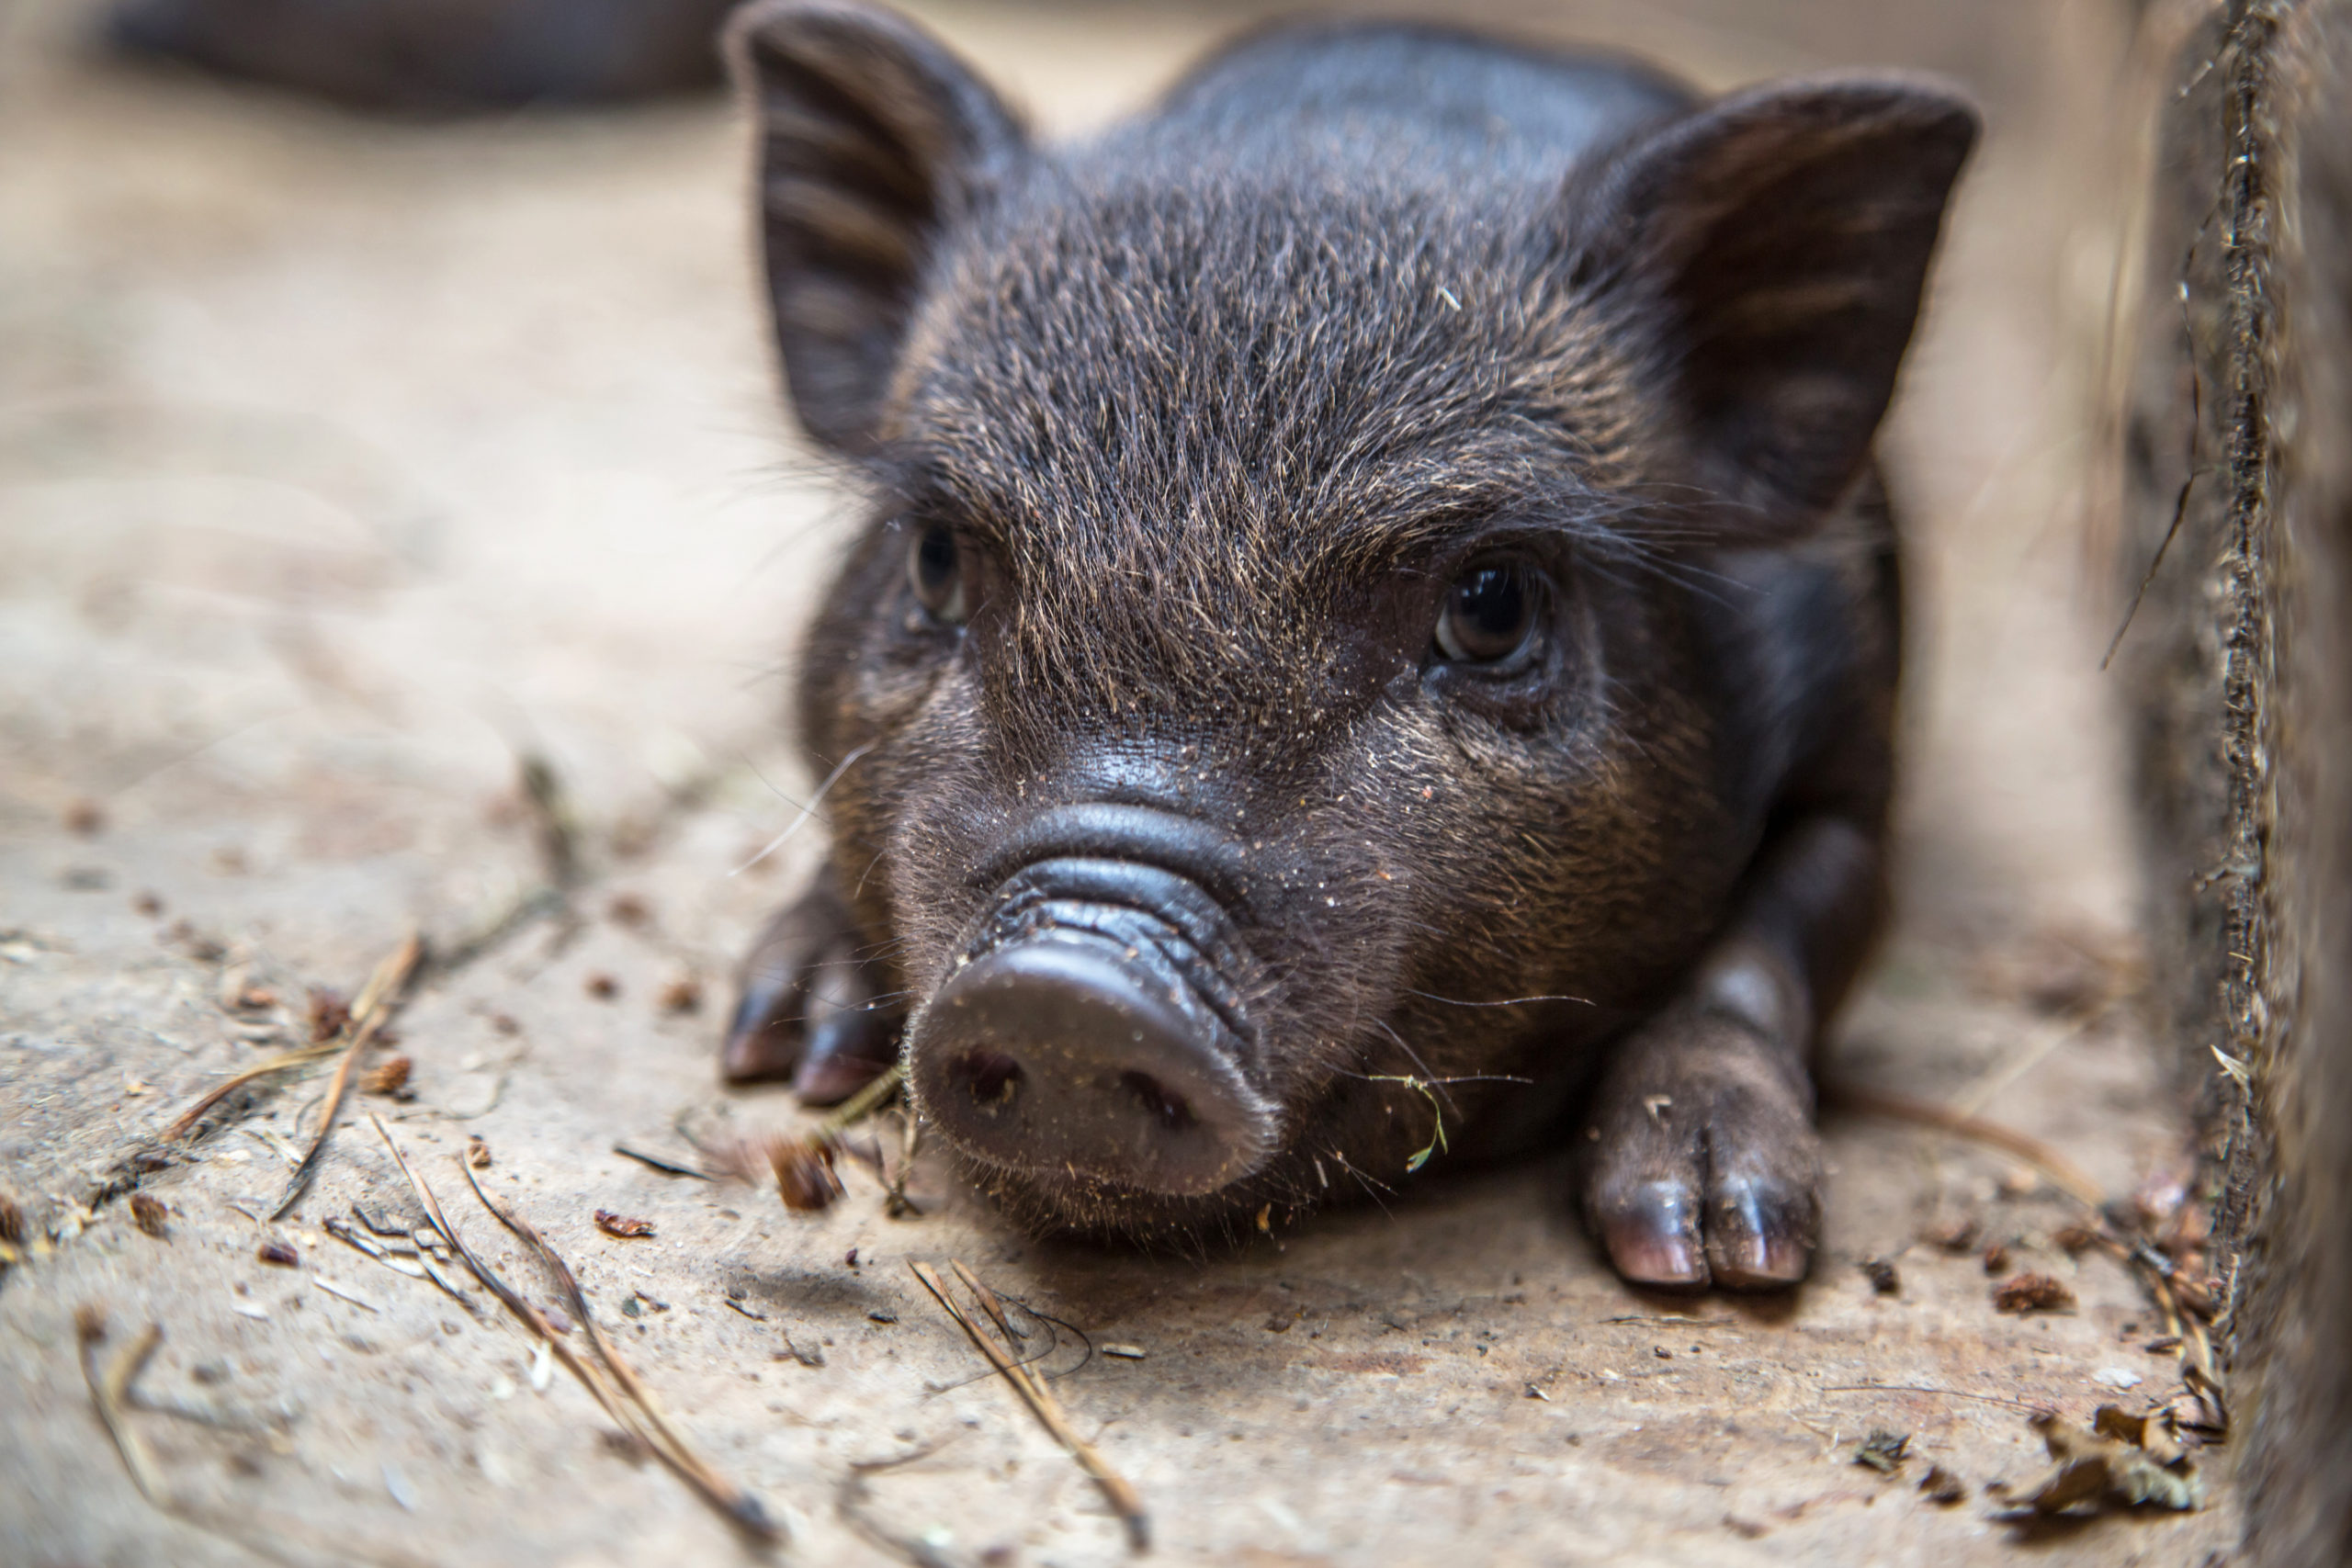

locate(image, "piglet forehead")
[[883, 164, 1645, 570]]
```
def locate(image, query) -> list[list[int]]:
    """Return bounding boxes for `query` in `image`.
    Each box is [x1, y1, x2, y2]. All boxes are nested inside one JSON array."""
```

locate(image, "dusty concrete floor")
[[1, 1, 2239, 1564]]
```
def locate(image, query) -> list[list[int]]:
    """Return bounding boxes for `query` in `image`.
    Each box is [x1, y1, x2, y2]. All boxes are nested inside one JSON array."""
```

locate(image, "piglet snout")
[[910, 811, 1274, 1198]]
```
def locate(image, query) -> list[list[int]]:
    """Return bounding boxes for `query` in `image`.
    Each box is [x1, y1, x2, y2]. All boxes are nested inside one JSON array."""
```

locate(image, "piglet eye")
[[1435, 562, 1537, 664], [907, 524, 968, 625]]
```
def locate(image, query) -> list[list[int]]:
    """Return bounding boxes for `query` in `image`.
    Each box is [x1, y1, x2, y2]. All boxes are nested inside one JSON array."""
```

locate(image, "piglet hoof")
[[1579, 1010, 1821, 1292], [723, 883, 901, 1104]]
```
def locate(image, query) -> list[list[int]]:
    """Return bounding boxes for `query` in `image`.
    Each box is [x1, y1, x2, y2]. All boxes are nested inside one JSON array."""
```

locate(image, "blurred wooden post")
[[2112, 3, 2352, 1562]]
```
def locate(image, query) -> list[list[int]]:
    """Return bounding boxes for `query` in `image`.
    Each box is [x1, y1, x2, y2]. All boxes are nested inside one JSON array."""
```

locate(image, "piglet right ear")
[[1566, 77, 1976, 529], [727, 1, 1027, 454]]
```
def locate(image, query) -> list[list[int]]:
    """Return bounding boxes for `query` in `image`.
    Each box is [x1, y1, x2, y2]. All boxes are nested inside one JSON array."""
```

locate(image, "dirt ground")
[[0, 1, 2242, 1563]]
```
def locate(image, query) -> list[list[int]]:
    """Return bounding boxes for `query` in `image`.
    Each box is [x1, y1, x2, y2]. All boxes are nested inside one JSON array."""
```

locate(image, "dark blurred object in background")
[[106, 0, 741, 111]]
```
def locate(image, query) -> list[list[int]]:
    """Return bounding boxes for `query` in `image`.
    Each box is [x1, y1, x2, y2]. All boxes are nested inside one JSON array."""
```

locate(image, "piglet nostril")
[[1121, 1070, 1195, 1133], [955, 1049, 1024, 1107]]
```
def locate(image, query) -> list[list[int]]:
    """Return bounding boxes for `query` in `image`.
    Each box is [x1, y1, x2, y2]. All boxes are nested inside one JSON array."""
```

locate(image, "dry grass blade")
[[77, 1308, 166, 1504], [456, 1160, 777, 1540], [272, 929, 423, 1219], [367, 1116, 786, 1541], [1827, 1083, 2106, 1208], [76, 1306, 439, 1568], [164, 1040, 341, 1141], [369, 1117, 635, 1427], [910, 1259, 1149, 1552], [952, 1258, 1027, 1347], [836, 1440, 956, 1564], [169, 930, 421, 1147]]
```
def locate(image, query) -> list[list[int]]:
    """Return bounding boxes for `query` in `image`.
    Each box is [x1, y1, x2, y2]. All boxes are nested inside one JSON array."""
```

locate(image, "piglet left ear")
[[1566, 77, 1977, 526]]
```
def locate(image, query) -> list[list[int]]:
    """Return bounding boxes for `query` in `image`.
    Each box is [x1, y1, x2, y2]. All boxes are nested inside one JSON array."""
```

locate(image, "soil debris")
[[129, 1193, 169, 1239], [1854, 1429, 1910, 1472], [307, 987, 351, 1043], [63, 797, 106, 835], [1860, 1258, 1902, 1295], [1993, 1410, 2203, 1516], [362, 1055, 413, 1098], [256, 1239, 298, 1267], [657, 973, 703, 1015], [1983, 1243, 2013, 1275], [467, 1135, 492, 1169], [1993, 1272, 2075, 1314], [594, 1209, 655, 1239], [1918, 1464, 1966, 1505], [2052, 1221, 2101, 1255], [585, 972, 620, 1001]]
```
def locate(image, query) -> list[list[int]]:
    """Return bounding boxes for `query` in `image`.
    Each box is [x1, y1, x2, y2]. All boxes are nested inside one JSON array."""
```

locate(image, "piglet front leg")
[[723, 878, 902, 1104], [1581, 816, 1882, 1290]]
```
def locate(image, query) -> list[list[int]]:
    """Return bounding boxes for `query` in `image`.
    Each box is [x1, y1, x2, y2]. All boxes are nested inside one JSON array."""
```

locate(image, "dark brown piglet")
[[720, 2, 1974, 1290]]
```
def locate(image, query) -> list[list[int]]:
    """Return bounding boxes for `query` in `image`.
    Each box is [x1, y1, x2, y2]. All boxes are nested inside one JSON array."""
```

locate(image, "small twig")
[[518, 751, 582, 890], [269, 929, 423, 1219], [369, 1116, 781, 1543], [77, 1304, 435, 1568], [164, 1041, 342, 1141], [457, 1162, 776, 1540], [1949, 1016, 2096, 1122], [371, 1121, 636, 1422], [812, 1061, 905, 1138], [885, 1110, 922, 1219], [836, 1439, 958, 1565], [910, 1259, 1148, 1552], [78, 1310, 167, 1504], [1826, 1083, 2106, 1209], [952, 1258, 1027, 1346], [1820, 1382, 2050, 1414], [612, 1145, 712, 1180]]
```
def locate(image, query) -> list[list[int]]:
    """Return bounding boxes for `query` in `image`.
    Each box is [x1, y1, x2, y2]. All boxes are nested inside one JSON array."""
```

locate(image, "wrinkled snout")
[[907, 807, 1275, 1198]]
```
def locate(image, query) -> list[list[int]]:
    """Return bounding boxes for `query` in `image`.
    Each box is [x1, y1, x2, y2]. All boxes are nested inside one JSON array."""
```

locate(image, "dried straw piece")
[[1827, 1083, 2107, 1208], [166, 930, 418, 1148], [368, 1115, 778, 1543], [455, 1159, 775, 1539], [910, 1259, 1149, 1552], [272, 929, 422, 1219], [77, 1307, 166, 1504]]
